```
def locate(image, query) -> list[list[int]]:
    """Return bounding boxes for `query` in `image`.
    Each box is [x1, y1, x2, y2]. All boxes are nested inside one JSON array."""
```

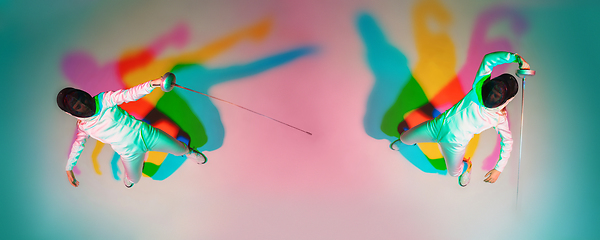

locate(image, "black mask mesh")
[[57, 88, 97, 118], [481, 73, 518, 108]]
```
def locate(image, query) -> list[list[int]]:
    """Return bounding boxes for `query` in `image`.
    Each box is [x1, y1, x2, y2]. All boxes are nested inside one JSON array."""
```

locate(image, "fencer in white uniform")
[[58, 73, 206, 188], [396, 51, 531, 187]]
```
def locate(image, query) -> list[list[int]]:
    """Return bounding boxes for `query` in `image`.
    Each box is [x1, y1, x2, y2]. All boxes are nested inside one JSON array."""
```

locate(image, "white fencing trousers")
[[120, 126, 189, 184], [400, 121, 466, 177]]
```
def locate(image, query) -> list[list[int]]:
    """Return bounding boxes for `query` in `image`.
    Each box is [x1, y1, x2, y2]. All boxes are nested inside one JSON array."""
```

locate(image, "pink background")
[[1, 0, 597, 239]]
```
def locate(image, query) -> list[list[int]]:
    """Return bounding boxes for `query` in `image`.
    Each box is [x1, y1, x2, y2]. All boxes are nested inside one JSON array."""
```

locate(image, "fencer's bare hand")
[[66, 170, 79, 187], [150, 78, 162, 88], [518, 56, 530, 70], [483, 169, 501, 183]]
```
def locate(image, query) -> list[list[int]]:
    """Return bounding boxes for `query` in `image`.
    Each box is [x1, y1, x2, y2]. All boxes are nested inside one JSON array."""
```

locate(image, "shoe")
[[123, 176, 134, 188], [390, 139, 401, 150], [186, 147, 207, 164], [458, 157, 472, 187]]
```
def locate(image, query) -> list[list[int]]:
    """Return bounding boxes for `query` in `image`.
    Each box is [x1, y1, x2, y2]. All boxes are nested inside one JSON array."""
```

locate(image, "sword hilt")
[[516, 69, 536, 77], [160, 72, 176, 92]]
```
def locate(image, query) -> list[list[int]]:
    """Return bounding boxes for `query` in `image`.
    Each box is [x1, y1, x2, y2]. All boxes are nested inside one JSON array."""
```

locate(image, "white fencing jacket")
[[430, 52, 520, 172], [65, 81, 155, 171]]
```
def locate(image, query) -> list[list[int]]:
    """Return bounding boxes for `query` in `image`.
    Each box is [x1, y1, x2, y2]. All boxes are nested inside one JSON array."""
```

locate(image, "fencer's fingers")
[[70, 176, 78, 186], [67, 171, 79, 187]]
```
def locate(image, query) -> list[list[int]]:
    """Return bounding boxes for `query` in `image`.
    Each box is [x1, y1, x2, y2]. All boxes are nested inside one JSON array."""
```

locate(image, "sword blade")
[[174, 84, 312, 135]]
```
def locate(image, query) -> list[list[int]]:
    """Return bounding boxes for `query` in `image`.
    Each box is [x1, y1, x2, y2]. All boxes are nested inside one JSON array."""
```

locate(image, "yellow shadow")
[[418, 134, 481, 160], [412, 0, 456, 99], [122, 17, 273, 105], [91, 141, 105, 175]]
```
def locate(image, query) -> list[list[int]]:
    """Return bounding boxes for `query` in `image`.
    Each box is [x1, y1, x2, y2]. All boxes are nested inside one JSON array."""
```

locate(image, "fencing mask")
[[57, 87, 97, 118], [481, 73, 518, 108]]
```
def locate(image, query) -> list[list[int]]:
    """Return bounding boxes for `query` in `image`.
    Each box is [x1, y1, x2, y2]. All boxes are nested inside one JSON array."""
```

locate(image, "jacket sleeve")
[[492, 116, 513, 172], [66, 123, 89, 171], [473, 52, 521, 105], [100, 81, 155, 107]]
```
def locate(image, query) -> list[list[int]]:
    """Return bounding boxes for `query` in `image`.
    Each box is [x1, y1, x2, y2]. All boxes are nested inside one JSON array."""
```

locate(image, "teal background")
[[1, 0, 598, 239]]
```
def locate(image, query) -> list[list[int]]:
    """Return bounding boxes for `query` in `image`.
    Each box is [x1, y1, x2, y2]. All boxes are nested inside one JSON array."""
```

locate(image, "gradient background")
[[1, 0, 598, 239]]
